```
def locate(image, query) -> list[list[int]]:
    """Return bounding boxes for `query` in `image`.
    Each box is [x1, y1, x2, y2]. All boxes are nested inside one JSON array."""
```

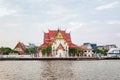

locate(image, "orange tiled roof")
[[14, 42, 26, 54], [80, 45, 92, 50]]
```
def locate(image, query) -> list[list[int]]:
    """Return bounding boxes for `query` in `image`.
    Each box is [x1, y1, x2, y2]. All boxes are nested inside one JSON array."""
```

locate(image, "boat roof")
[[108, 48, 120, 53]]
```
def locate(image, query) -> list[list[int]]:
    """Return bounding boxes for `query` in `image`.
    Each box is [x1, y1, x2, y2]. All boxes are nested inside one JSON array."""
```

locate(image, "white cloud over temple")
[[0, 0, 120, 48]]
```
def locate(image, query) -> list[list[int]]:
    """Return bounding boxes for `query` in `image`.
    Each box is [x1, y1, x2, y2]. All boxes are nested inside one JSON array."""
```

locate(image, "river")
[[0, 60, 120, 80]]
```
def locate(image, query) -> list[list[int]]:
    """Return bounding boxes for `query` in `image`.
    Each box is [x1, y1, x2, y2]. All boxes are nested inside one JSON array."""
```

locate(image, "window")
[[113, 50, 119, 53]]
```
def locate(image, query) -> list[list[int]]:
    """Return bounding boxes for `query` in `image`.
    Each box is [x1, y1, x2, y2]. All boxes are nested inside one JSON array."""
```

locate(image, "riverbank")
[[0, 57, 120, 61]]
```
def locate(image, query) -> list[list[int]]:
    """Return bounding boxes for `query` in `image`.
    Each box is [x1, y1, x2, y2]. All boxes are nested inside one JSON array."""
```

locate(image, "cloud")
[[67, 22, 84, 31], [67, 21, 100, 32], [0, 1, 19, 17], [0, 7, 16, 17], [0, 23, 18, 28], [106, 20, 120, 24], [95, 1, 119, 10]]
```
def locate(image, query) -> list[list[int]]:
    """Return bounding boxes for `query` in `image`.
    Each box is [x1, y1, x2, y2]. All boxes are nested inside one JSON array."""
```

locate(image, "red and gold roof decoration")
[[56, 44, 65, 51], [39, 29, 79, 50]]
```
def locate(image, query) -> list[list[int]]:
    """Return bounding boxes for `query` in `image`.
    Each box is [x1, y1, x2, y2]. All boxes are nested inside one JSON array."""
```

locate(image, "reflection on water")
[[0, 60, 120, 80], [41, 61, 73, 80]]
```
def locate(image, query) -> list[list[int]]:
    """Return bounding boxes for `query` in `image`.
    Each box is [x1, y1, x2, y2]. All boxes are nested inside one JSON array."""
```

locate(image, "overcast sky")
[[0, 0, 120, 48]]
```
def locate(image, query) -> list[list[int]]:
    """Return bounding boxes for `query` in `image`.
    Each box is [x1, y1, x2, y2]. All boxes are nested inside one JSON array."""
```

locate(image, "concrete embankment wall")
[[0, 57, 120, 61]]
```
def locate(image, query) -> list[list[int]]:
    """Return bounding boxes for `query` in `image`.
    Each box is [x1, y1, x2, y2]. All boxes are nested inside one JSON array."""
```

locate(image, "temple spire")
[[57, 26, 61, 31]]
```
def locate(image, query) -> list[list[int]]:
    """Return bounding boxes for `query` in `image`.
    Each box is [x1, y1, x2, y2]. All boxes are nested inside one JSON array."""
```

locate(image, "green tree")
[[0, 47, 12, 55], [94, 49, 108, 55], [25, 48, 30, 54], [41, 45, 52, 56], [46, 45, 52, 56], [77, 48, 83, 56], [25, 47, 38, 54], [69, 48, 77, 56], [41, 48, 47, 56], [12, 50, 19, 54], [101, 49, 108, 55], [9, 50, 19, 55], [0, 47, 4, 54]]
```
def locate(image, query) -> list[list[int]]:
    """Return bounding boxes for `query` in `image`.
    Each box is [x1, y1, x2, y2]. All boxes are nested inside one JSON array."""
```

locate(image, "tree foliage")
[[77, 48, 83, 55], [69, 48, 77, 54], [25, 47, 38, 54], [69, 48, 84, 56], [0, 47, 19, 55], [41, 45, 52, 56], [94, 49, 108, 55], [46, 45, 52, 55], [41, 48, 46, 56]]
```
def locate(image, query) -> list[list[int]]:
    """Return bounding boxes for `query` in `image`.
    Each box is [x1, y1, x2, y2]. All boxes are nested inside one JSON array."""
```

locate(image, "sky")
[[0, 0, 120, 48]]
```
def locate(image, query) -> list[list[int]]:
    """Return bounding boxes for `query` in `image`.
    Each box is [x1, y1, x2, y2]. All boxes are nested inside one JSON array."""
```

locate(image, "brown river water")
[[0, 60, 120, 80]]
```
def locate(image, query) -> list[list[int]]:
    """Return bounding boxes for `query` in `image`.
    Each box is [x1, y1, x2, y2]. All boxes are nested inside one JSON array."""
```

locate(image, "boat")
[[107, 48, 120, 58]]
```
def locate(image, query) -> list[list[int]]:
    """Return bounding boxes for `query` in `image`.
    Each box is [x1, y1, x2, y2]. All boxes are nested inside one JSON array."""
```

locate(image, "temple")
[[38, 29, 79, 57], [14, 42, 26, 55]]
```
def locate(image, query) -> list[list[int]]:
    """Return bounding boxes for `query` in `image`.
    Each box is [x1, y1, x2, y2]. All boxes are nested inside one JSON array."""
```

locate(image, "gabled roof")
[[69, 43, 79, 48], [38, 43, 49, 50], [14, 42, 25, 50], [80, 45, 92, 50], [14, 42, 26, 54], [44, 30, 71, 43], [56, 44, 65, 51], [39, 29, 78, 49], [49, 30, 56, 38]]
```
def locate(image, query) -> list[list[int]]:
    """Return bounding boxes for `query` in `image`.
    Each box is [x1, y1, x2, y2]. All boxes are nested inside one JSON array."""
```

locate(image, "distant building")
[[25, 43, 37, 49], [14, 42, 26, 55], [80, 44, 93, 57], [14, 42, 38, 55], [83, 43, 97, 50], [97, 46, 104, 50], [104, 44, 117, 50], [38, 29, 79, 57], [97, 44, 117, 50]]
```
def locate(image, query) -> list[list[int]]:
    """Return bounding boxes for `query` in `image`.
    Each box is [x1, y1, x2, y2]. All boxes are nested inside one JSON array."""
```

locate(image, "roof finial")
[[58, 26, 61, 31], [58, 26, 60, 31], [65, 28, 67, 32], [48, 27, 50, 32]]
